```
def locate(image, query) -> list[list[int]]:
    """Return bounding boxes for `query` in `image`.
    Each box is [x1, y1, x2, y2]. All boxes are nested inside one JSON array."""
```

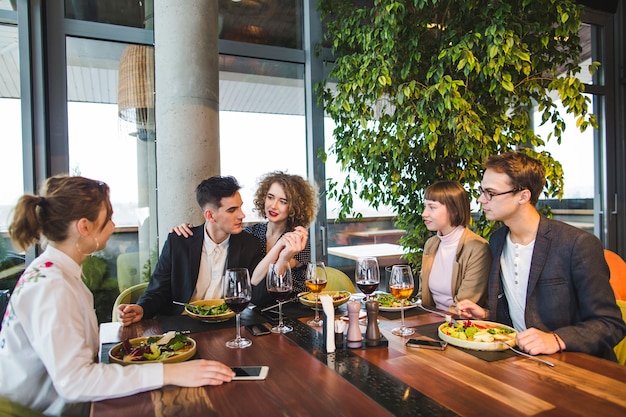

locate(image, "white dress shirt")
[[0, 246, 162, 415], [191, 225, 230, 301]]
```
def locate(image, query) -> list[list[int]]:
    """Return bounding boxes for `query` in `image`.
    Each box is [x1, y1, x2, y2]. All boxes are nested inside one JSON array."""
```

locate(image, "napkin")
[[320, 294, 335, 353]]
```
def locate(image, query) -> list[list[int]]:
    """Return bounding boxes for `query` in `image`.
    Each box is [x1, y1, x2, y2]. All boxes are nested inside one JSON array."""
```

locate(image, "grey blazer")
[[487, 216, 626, 360]]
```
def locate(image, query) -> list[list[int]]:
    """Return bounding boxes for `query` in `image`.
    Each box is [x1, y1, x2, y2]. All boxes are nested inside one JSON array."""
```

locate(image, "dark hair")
[[252, 171, 319, 229], [484, 152, 546, 205], [9, 175, 112, 251], [195, 176, 241, 210], [424, 181, 470, 227]]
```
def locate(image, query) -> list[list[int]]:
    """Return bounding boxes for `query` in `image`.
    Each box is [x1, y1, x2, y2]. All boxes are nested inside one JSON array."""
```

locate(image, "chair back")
[[111, 282, 148, 322], [614, 300, 626, 365], [605, 249, 626, 301], [0, 397, 45, 417], [325, 267, 357, 293], [116, 252, 141, 292]]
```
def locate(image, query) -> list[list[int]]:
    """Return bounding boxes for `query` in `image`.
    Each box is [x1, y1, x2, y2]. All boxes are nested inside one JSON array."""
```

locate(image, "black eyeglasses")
[[478, 185, 518, 201]]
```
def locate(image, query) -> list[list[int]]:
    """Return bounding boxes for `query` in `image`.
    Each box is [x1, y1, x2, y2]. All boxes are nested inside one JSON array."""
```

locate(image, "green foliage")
[[317, 0, 595, 265], [81, 255, 109, 291]]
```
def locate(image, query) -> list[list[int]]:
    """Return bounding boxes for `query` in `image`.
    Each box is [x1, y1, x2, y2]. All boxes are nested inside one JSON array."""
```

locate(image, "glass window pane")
[[0, 23, 22, 232], [535, 94, 597, 235], [0, 0, 15, 11], [219, 56, 306, 221], [0, 23, 23, 304], [64, 0, 152, 28], [67, 37, 157, 319], [219, 0, 302, 49]]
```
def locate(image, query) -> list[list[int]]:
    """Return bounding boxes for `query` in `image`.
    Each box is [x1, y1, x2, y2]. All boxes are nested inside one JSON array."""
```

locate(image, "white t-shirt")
[[0, 245, 162, 414], [500, 233, 535, 331]]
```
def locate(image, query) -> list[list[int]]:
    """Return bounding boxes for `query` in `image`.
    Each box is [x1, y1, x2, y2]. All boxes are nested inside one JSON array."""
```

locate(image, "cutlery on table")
[[260, 296, 299, 312], [414, 300, 458, 324]]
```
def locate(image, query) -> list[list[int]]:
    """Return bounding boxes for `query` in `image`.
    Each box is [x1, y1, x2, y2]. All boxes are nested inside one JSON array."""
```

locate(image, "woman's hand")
[[171, 223, 194, 238], [116, 304, 144, 326], [455, 299, 487, 319], [164, 359, 235, 387]]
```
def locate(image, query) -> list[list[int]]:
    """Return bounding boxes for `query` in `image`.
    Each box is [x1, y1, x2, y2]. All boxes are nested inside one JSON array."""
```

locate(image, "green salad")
[[372, 293, 414, 308], [185, 302, 231, 316]]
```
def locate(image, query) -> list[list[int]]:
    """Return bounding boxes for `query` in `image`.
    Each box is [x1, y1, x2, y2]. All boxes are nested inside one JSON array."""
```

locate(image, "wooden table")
[[328, 243, 406, 266], [91, 306, 626, 417]]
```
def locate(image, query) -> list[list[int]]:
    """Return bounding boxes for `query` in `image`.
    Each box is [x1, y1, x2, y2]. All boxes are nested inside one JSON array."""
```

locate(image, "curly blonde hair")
[[252, 171, 318, 229]]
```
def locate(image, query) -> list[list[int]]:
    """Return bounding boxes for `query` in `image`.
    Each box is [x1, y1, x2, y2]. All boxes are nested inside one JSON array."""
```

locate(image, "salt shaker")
[[346, 300, 363, 343], [365, 299, 381, 342]]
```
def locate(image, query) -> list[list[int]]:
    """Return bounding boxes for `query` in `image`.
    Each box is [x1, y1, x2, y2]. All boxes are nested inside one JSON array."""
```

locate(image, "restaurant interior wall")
[[0, 0, 625, 323]]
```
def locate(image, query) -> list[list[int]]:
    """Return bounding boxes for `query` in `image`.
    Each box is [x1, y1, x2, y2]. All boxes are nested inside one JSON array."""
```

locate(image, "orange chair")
[[605, 249, 626, 301]]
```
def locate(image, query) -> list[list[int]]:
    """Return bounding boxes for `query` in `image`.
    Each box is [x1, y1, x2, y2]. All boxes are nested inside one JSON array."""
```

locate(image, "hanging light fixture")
[[118, 44, 155, 140]]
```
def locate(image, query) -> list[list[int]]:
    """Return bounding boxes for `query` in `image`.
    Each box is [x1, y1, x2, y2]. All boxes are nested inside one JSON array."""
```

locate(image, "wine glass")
[[355, 257, 380, 301], [389, 265, 415, 336], [306, 261, 327, 327], [266, 261, 293, 333], [223, 268, 252, 348]]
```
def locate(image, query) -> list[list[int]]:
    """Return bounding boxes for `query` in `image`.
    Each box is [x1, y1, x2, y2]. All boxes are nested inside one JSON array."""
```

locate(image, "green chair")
[[116, 252, 141, 292], [111, 282, 148, 322], [0, 397, 45, 417], [325, 267, 357, 293]]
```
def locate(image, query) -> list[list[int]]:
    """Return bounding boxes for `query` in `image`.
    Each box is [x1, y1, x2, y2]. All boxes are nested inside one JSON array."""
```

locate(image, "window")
[[219, 56, 307, 222]]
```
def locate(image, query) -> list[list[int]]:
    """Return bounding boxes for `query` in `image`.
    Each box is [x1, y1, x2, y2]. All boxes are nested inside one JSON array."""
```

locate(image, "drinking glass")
[[355, 257, 380, 301], [306, 261, 327, 327], [223, 268, 252, 348], [389, 265, 415, 336], [266, 261, 293, 333]]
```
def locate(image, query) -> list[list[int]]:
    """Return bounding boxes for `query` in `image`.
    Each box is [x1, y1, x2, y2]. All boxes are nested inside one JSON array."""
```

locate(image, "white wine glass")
[[223, 268, 252, 348], [266, 261, 293, 333], [389, 264, 415, 336], [355, 257, 380, 301], [306, 261, 327, 327]]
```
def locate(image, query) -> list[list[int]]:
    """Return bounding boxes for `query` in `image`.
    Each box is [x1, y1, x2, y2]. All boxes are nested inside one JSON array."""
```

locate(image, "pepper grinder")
[[365, 299, 381, 344], [346, 300, 363, 347]]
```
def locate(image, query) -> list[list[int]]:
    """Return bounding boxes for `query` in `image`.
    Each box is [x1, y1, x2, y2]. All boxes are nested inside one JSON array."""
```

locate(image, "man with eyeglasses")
[[457, 151, 625, 360]]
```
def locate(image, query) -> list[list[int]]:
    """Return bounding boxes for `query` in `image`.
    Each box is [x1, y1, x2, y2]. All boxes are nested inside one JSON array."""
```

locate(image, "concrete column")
[[154, 0, 220, 250]]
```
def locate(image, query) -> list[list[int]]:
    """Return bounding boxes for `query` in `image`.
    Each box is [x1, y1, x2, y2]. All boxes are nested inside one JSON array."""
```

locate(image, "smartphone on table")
[[245, 323, 271, 336], [405, 338, 447, 350], [232, 366, 269, 380]]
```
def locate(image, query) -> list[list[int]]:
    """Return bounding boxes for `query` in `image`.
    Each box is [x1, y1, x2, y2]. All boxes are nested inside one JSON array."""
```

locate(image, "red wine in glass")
[[357, 281, 379, 295], [225, 297, 250, 313], [268, 288, 291, 302]]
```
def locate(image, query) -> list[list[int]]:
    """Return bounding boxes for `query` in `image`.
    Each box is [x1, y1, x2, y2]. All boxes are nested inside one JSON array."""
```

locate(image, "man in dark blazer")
[[457, 152, 625, 360], [117, 176, 269, 326]]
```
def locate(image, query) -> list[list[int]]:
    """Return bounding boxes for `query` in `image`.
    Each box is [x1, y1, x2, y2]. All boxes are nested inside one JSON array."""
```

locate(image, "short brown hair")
[[9, 175, 112, 251], [484, 152, 546, 205], [424, 181, 470, 227], [252, 171, 318, 229]]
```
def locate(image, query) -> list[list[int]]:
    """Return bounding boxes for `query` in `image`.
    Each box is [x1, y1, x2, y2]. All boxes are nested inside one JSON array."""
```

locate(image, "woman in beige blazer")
[[419, 181, 491, 312]]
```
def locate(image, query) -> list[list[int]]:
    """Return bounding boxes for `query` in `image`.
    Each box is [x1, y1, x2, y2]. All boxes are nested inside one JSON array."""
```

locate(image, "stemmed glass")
[[266, 261, 293, 333], [355, 257, 380, 301], [306, 261, 327, 327], [389, 265, 415, 336], [223, 268, 252, 348]]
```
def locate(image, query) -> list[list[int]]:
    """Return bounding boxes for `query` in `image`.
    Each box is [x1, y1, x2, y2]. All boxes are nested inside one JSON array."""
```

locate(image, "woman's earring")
[[75, 236, 100, 256]]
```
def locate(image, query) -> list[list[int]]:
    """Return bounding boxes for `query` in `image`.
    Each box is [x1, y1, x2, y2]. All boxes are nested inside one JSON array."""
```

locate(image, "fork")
[[415, 300, 457, 324], [500, 342, 555, 367]]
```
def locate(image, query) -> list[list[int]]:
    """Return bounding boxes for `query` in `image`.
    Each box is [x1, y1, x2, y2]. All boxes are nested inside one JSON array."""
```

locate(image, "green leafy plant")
[[317, 0, 596, 265]]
